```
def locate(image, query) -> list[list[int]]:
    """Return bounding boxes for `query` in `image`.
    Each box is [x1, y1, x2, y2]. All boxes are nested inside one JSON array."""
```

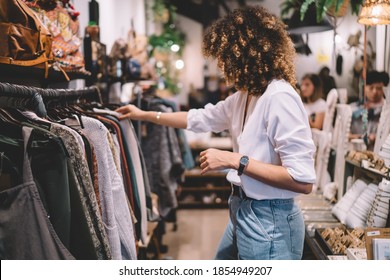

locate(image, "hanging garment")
[[0, 118, 73, 250], [79, 133, 102, 215], [19, 111, 104, 259], [155, 98, 195, 170], [79, 116, 137, 260], [49, 123, 112, 259], [92, 108, 155, 223], [109, 131, 139, 226], [0, 126, 74, 260], [141, 102, 185, 218], [97, 116, 141, 240], [118, 118, 148, 245]]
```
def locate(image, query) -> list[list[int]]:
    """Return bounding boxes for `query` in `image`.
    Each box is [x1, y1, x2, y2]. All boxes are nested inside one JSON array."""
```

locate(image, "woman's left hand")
[[199, 148, 239, 175]]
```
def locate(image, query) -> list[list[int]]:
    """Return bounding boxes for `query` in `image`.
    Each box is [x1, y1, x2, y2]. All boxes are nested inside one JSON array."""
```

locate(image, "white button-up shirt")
[[187, 79, 316, 200]]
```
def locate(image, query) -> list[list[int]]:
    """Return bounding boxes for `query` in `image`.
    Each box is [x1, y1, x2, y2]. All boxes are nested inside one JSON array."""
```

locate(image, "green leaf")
[[316, 0, 327, 22], [334, 0, 344, 13], [350, 0, 364, 15], [300, 0, 315, 21], [280, 0, 302, 16]]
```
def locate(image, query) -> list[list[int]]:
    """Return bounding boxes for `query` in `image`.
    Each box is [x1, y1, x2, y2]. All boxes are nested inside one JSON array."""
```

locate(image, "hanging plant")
[[152, 0, 178, 23], [281, 0, 364, 22], [148, 1, 186, 95], [148, 24, 185, 56]]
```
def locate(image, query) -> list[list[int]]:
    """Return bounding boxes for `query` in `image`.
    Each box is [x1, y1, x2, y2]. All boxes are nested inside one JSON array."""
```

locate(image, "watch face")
[[240, 156, 249, 165]]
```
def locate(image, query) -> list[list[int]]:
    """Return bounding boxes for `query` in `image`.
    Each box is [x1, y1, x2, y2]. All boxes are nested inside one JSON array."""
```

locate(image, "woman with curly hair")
[[116, 6, 316, 260]]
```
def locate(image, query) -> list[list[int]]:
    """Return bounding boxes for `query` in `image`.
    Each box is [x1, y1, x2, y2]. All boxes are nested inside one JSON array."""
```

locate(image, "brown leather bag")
[[0, 0, 53, 77]]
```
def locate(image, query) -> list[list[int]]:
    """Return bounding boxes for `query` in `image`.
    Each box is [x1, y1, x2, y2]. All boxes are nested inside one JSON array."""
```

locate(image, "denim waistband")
[[231, 184, 295, 204]]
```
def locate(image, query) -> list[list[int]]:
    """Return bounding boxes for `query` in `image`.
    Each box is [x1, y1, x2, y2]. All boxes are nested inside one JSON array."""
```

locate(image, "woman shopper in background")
[[300, 73, 327, 130], [116, 6, 316, 260], [350, 70, 389, 150], [318, 66, 337, 100]]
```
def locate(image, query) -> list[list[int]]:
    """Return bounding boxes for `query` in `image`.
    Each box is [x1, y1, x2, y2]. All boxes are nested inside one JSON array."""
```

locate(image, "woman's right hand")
[[115, 104, 146, 120]]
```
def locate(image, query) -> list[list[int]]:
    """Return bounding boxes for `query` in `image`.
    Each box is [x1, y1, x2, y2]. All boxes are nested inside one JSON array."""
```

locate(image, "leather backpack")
[[0, 0, 53, 77]]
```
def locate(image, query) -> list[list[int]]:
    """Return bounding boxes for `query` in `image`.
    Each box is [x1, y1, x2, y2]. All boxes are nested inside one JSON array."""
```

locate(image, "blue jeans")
[[215, 195, 305, 260]]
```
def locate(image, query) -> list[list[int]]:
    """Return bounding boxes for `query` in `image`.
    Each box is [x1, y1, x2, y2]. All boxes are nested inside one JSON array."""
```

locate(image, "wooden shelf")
[[0, 64, 90, 87], [178, 201, 228, 209], [344, 157, 388, 191], [184, 169, 228, 177], [180, 186, 231, 192], [346, 158, 388, 178], [189, 137, 232, 150], [179, 145, 231, 209]]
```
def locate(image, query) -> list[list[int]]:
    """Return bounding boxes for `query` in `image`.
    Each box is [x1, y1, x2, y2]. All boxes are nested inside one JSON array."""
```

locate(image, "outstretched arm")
[[116, 104, 188, 129], [199, 148, 313, 194]]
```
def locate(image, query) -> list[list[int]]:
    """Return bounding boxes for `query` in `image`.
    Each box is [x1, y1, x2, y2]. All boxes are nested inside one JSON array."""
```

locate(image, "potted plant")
[[281, 0, 364, 22]]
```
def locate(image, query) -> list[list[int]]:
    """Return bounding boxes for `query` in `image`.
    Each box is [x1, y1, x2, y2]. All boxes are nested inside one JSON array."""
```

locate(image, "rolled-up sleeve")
[[265, 91, 316, 184], [187, 95, 235, 133]]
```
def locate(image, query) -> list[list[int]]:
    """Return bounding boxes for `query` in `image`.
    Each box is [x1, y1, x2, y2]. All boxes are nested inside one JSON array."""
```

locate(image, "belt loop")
[[231, 184, 247, 199]]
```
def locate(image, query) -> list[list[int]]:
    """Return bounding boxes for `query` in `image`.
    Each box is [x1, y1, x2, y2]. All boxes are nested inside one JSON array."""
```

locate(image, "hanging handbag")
[[24, 0, 85, 72], [0, 0, 53, 77]]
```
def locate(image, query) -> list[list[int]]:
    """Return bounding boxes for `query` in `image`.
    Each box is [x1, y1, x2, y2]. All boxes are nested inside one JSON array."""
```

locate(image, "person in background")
[[188, 84, 206, 109], [116, 6, 315, 260], [217, 78, 234, 101], [318, 66, 337, 99], [350, 70, 389, 150], [300, 73, 327, 130], [205, 77, 234, 105]]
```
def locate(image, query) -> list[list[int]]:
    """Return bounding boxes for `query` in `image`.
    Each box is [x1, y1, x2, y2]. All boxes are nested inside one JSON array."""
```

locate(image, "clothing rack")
[[0, 82, 47, 117], [37, 86, 103, 105], [1, 82, 185, 259], [0, 82, 103, 116], [0, 83, 141, 260], [133, 83, 143, 145]]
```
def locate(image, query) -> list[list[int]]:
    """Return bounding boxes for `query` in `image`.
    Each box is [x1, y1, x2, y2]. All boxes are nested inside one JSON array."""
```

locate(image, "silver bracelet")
[[156, 111, 162, 122]]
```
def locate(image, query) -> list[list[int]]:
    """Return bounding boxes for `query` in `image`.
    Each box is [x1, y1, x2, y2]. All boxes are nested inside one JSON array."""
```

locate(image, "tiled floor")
[[162, 209, 229, 260]]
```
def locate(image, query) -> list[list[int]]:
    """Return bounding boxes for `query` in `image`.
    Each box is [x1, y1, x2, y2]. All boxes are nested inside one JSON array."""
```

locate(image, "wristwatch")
[[237, 155, 249, 176]]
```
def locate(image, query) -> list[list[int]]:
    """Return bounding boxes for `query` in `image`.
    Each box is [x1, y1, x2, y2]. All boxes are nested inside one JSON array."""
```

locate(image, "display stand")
[[178, 139, 232, 209], [0, 64, 90, 88]]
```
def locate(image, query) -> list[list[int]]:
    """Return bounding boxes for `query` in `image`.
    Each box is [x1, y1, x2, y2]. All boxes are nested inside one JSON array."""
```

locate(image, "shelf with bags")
[[0, 64, 90, 88]]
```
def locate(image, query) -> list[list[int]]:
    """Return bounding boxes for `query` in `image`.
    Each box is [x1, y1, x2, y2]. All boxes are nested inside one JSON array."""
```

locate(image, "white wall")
[[176, 15, 204, 104], [294, 13, 376, 99], [74, 0, 146, 51], [72, 0, 385, 104], [376, 25, 390, 72]]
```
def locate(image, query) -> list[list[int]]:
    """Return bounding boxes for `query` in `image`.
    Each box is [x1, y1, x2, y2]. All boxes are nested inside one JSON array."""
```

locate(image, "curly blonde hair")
[[203, 6, 297, 96]]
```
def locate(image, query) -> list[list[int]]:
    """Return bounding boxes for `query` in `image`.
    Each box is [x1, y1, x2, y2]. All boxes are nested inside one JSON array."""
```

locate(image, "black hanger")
[[0, 83, 47, 117], [0, 108, 23, 126]]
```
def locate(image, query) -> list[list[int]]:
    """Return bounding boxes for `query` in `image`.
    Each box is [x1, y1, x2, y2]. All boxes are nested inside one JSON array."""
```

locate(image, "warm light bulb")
[[358, 0, 390, 25], [175, 60, 184, 69], [171, 44, 180, 52], [372, 5, 382, 16], [156, 61, 164, 68]]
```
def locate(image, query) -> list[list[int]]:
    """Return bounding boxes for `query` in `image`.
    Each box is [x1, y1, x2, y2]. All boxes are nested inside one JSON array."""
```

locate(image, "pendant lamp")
[[358, 0, 390, 25]]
